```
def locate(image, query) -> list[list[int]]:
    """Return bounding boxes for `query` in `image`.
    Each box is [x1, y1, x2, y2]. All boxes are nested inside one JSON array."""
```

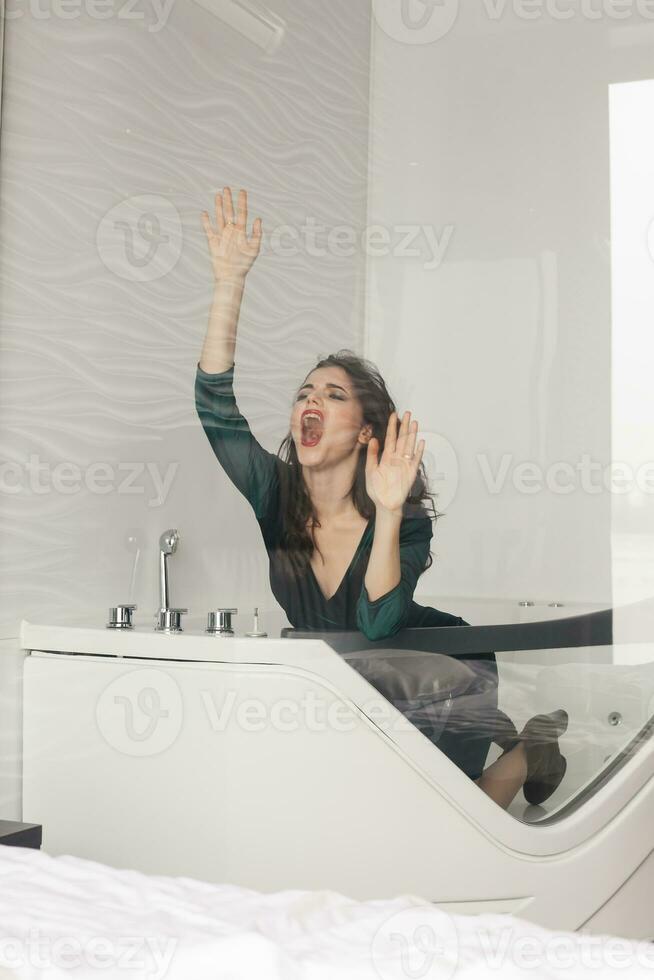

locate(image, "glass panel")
[[3, 0, 654, 843], [490, 645, 653, 822], [610, 78, 654, 606], [283, 598, 654, 823]]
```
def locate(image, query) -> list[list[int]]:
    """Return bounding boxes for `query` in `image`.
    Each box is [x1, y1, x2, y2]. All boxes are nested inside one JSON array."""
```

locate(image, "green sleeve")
[[356, 514, 433, 641], [194, 362, 279, 521]]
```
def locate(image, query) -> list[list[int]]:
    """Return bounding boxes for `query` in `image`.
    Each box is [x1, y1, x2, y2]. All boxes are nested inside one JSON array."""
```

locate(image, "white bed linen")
[[0, 844, 651, 980]]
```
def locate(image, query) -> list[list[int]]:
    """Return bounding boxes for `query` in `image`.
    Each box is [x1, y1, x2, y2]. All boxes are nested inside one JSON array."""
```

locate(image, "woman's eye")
[[296, 393, 345, 401]]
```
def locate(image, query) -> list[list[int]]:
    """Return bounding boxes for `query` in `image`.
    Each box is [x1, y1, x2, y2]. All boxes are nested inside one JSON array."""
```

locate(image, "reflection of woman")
[[195, 186, 568, 811]]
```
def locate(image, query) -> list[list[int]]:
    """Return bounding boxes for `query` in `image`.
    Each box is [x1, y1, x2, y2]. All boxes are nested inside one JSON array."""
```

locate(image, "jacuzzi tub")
[[18, 601, 654, 940]]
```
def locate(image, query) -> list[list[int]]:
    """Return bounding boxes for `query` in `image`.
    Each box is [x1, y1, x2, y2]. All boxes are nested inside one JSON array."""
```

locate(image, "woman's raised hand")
[[365, 411, 425, 516], [201, 187, 263, 282]]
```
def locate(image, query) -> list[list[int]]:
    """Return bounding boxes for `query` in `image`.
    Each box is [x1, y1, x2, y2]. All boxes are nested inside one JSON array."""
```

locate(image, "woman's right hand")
[[202, 187, 263, 282]]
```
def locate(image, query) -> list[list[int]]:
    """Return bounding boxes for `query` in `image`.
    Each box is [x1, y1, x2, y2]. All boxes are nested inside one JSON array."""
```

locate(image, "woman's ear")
[[359, 423, 374, 446]]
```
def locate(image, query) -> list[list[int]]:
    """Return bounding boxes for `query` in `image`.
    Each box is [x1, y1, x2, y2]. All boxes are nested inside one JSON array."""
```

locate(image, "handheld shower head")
[[159, 529, 179, 556], [158, 529, 179, 612]]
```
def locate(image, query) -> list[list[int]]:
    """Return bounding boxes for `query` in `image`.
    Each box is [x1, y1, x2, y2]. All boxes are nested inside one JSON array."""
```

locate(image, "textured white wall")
[[0, 2, 372, 641], [0, 3, 371, 817]]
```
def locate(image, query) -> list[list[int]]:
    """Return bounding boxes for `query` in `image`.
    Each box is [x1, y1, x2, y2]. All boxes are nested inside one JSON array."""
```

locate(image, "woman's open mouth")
[[301, 409, 324, 447]]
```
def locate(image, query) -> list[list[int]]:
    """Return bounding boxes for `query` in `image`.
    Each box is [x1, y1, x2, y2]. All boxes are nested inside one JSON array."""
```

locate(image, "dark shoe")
[[521, 708, 568, 744], [491, 708, 520, 755], [524, 747, 567, 806], [491, 708, 568, 806], [521, 709, 569, 806]]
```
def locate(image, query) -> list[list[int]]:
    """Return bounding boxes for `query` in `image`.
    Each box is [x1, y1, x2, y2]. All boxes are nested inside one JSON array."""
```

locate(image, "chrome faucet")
[[159, 529, 178, 609], [155, 528, 187, 632]]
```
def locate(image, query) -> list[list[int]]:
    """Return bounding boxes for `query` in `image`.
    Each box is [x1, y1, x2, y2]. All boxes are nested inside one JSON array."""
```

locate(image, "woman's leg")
[[406, 602, 500, 782], [474, 742, 528, 809], [475, 709, 569, 809]]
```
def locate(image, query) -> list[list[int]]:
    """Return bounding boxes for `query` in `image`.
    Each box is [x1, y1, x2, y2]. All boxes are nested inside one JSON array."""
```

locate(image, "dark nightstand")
[[0, 820, 42, 849]]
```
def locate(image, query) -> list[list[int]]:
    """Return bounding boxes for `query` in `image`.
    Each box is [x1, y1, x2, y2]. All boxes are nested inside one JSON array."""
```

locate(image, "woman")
[[195, 186, 568, 811]]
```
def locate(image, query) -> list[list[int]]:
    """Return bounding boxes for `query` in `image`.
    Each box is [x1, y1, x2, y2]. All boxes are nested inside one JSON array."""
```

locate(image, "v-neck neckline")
[[308, 517, 374, 603]]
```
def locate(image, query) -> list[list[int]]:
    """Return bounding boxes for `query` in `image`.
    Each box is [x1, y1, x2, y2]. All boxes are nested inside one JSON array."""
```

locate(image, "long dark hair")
[[274, 349, 443, 577]]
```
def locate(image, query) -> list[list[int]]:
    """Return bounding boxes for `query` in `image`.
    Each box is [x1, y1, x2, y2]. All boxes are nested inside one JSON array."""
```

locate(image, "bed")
[[0, 845, 652, 979]]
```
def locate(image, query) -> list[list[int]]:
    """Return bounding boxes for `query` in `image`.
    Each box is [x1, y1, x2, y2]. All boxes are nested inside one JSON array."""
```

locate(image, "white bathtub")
[[19, 615, 654, 941]]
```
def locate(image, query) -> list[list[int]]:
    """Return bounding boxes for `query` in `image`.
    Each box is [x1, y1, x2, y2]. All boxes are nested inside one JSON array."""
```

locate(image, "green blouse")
[[195, 362, 462, 641]]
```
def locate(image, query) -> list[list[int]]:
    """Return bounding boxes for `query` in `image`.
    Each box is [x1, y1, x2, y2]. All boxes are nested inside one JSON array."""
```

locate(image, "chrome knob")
[[107, 604, 137, 630], [206, 608, 238, 635], [154, 608, 188, 633]]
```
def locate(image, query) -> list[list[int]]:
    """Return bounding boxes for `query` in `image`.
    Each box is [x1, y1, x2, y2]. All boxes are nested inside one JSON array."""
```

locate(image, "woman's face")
[[291, 366, 372, 467]]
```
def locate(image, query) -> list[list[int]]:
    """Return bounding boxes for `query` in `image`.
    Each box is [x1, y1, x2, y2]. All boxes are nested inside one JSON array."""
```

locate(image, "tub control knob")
[[107, 604, 137, 630], [206, 608, 238, 635], [154, 608, 188, 633]]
